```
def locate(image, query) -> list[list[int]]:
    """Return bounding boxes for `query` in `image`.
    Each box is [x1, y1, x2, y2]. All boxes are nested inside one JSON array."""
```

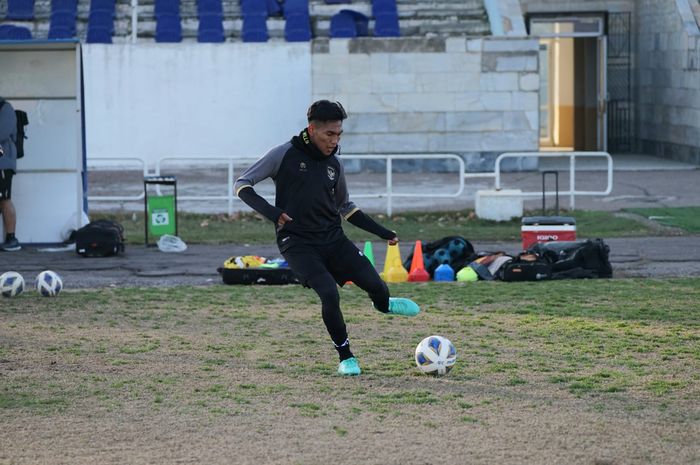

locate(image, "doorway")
[[530, 16, 607, 152]]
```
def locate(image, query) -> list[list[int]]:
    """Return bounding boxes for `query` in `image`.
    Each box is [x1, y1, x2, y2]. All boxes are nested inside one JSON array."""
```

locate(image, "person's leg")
[[1, 199, 17, 236], [331, 238, 419, 316], [330, 238, 390, 312], [283, 245, 356, 366]]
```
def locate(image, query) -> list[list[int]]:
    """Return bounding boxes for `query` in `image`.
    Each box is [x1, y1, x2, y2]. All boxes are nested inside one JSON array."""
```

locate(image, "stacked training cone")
[[381, 243, 408, 283], [408, 241, 430, 282], [363, 241, 375, 267]]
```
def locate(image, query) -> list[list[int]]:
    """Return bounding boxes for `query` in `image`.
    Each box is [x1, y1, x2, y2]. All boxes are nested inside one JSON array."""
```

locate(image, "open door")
[[530, 16, 607, 152]]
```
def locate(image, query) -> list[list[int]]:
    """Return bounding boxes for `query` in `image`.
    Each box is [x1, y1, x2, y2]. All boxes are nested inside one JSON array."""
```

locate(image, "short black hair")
[[307, 100, 347, 123]]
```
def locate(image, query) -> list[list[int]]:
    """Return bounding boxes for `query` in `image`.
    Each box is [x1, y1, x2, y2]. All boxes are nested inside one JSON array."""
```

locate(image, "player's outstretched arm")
[[346, 209, 396, 242]]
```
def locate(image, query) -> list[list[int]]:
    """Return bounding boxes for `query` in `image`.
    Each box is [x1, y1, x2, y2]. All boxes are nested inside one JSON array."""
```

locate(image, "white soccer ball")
[[36, 270, 63, 297], [0, 271, 25, 298], [415, 335, 457, 376]]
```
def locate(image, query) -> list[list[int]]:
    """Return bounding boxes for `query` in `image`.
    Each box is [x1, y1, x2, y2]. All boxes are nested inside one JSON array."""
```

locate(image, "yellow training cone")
[[383, 243, 408, 283]]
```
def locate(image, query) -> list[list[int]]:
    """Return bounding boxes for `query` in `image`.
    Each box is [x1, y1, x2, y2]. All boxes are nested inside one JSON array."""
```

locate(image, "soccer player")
[[234, 100, 419, 376]]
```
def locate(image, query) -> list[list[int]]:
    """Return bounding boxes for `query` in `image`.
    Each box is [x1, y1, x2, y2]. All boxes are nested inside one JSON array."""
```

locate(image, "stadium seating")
[[154, 0, 180, 17], [155, 13, 182, 42], [48, 11, 77, 38], [283, 0, 308, 18], [374, 10, 399, 36], [285, 12, 311, 41], [198, 0, 223, 17], [241, 0, 267, 17], [329, 10, 357, 38], [89, 0, 115, 14], [86, 10, 114, 42], [340, 9, 368, 36], [198, 15, 225, 42], [6, 0, 35, 20], [371, 0, 397, 15], [242, 14, 268, 42], [0, 24, 33, 40], [325, 0, 351, 4]]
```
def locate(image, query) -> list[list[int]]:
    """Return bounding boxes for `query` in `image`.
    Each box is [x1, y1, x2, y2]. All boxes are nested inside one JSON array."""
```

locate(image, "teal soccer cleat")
[[387, 297, 420, 316], [337, 357, 361, 376]]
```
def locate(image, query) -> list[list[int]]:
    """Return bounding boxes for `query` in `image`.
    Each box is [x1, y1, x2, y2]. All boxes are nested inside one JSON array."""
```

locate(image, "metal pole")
[[570, 154, 576, 210], [386, 157, 393, 217], [228, 159, 234, 216]]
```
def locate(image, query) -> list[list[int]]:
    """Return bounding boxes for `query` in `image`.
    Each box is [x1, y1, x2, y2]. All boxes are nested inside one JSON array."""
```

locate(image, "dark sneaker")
[[387, 297, 420, 316], [337, 357, 361, 376], [0, 238, 21, 252]]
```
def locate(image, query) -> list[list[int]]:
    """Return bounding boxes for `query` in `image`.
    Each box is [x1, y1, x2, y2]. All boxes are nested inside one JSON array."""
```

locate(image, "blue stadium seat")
[[154, 0, 180, 16], [49, 10, 77, 37], [283, 0, 308, 18], [198, 14, 225, 42], [371, 0, 396, 15], [198, 0, 223, 16], [7, 0, 35, 20], [340, 9, 368, 36], [86, 25, 112, 42], [0, 24, 33, 40], [89, 0, 115, 13], [51, 0, 78, 14], [155, 13, 182, 42], [374, 11, 399, 36], [284, 12, 311, 41], [86, 10, 114, 42], [325, 0, 351, 3], [330, 11, 356, 38], [240, 0, 267, 18], [242, 14, 268, 42]]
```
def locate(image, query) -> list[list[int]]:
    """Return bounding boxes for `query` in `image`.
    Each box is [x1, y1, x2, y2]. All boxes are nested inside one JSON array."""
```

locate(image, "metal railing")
[[86, 154, 465, 216], [342, 153, 465, 217], [494, 151, 614, 209]]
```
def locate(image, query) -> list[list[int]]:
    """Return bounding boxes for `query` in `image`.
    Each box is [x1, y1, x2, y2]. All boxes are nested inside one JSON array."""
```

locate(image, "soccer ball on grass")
[[1, 271, 25, 297], [36, 270, 63, 297], [415, 335, 456, 376]]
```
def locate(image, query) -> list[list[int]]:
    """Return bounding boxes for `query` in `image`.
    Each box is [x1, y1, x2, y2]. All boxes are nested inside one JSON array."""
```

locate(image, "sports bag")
[[527, 239, 612, 279], [75, 219, 125, 257], [501, 252, 552, 282]]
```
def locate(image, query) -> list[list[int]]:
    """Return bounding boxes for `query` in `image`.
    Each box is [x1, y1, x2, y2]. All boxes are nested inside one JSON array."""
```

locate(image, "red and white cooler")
[[521, 216, 577, 250]]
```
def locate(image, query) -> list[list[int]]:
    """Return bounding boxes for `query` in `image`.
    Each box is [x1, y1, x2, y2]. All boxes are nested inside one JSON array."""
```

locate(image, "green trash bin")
[[144, 176, 178, 245]]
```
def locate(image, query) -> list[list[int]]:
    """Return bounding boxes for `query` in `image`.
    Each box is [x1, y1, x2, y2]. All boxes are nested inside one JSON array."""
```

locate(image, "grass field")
[[2, 279, 699, 464]]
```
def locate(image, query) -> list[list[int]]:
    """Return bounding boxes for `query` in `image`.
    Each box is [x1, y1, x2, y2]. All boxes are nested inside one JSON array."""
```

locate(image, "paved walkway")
[[3, 154, 699, 289], [2, 236, 699, 289]]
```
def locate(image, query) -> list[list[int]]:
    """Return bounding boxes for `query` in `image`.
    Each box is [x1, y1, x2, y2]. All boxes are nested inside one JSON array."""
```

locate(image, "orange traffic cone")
[[408, 240, 430, 282]]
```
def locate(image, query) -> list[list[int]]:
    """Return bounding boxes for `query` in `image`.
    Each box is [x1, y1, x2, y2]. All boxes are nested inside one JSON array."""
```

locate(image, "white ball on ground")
[[415, 335, 457, 376], [1, 271, 25, 297], [36, 270, 63, 297]]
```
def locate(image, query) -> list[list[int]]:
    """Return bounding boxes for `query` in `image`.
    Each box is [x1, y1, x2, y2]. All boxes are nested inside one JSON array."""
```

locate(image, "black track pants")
[[282, 237, 390, 347]]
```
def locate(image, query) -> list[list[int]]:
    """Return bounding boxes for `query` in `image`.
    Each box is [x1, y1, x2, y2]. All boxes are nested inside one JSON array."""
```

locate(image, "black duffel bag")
[[74, 219, 125, 257]]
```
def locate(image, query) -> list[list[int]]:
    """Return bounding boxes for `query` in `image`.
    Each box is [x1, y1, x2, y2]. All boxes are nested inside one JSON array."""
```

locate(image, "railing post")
[[569, 154, 576, 210], [386, 157, 393, 217], [228, 159, 234, 216]]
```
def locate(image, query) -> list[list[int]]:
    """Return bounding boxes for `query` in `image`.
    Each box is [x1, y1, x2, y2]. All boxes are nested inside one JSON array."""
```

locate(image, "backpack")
[[74, 219, 125, 257], [527, 239, 613, 279], [0, 100, 28, 159], [403, 236, 475, 277]]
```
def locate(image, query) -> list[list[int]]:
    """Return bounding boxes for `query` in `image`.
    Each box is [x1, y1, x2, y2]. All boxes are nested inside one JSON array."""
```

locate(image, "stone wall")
[[636, 0, 700, 164], [312, 36, 540, 171]]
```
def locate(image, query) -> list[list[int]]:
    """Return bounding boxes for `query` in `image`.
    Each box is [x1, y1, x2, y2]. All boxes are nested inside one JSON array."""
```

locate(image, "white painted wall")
[[82, 43, 312, 168]]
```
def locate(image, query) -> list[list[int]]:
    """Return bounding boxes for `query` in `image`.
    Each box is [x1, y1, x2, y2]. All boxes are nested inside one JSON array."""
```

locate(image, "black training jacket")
[[235, 129, 393, 252]]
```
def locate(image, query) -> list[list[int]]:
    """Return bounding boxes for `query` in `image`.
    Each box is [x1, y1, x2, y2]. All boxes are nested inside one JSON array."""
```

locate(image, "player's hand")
[[278, 212, 293, 226], [388, 236, 399, 246]]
